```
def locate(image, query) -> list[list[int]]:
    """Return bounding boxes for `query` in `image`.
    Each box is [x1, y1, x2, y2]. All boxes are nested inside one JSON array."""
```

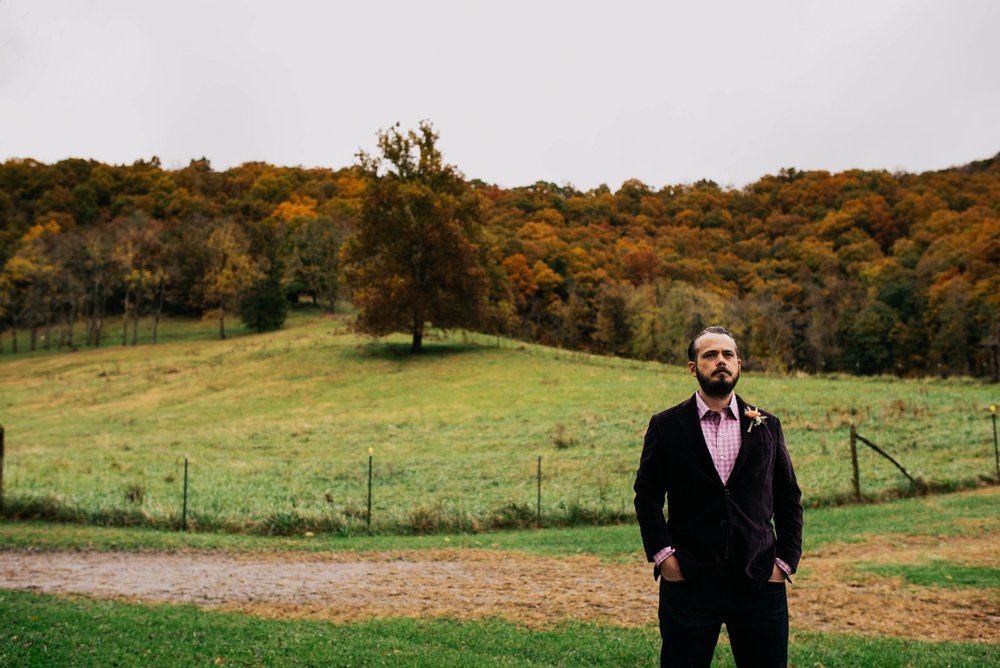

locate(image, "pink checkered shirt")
[[695, 391, 742, 484], [653, 392, 790, 578]]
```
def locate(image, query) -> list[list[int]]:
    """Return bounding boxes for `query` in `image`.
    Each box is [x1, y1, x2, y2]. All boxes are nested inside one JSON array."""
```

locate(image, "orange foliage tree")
[[341, 122, 488, 353]]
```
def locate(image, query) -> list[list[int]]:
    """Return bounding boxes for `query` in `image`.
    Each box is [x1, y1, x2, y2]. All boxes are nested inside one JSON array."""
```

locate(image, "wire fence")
[[0, 442, 638, 536], [1, 407, 998, 536]]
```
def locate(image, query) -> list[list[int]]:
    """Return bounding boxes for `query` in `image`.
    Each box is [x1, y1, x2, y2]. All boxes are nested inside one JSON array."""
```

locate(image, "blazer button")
[[719, 520, 727, 526]]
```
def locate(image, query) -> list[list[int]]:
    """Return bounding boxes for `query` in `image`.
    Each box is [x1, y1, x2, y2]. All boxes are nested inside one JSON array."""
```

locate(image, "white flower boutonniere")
[[744, 406, 767, 434]]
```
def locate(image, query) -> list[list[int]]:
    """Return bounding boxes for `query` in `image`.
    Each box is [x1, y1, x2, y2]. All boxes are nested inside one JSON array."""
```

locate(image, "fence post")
[[850, 423, 861, 502], [181, 455, 189, 531], [991, 404, 998, 480], [367, 447, 374, 529], [0, 424, 5, 513], [854, 431, 917, 487], [536, 455, 542, 528]]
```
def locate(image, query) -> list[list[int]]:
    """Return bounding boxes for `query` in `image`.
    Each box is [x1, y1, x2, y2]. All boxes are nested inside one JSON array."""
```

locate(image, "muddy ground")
[[1, 530, 997, 644]]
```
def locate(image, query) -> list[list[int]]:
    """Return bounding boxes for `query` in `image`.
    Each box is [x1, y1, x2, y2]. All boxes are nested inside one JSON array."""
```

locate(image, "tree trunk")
[[58, 311, 67, 350], [11, 327, 17, 354], [132, 292, 141, 346], [96, 287, 106, 348], [152, 278, 164, 344], [411, 317, 424, 353], [66, 302, 77, 351], [219, 313, 226, 340], [87, 277, 102, 347], [86, 280, 97, 346], [122, 292, 130, 346], [989, 341, 999, 384]]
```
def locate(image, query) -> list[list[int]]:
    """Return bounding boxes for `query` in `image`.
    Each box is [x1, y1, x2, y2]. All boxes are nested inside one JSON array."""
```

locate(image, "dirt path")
[[1, 532, 997, 643]]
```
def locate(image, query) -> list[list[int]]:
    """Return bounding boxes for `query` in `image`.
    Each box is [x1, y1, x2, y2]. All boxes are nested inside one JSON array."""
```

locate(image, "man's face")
[[688, 332, 742, 398]]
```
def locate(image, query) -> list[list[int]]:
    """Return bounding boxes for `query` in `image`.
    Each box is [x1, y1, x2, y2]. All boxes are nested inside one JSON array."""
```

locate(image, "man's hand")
[[767, 562, 787, 583], [660, 554, 685, 582]]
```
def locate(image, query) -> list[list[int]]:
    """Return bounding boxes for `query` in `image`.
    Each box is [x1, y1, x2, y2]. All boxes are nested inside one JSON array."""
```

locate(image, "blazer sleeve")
[[771, 416, 803, 573], [634, 415, 672, 562]]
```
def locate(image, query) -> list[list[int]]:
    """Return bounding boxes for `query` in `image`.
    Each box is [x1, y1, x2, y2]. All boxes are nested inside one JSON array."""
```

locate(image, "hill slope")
[[1, 311, 995, 533]]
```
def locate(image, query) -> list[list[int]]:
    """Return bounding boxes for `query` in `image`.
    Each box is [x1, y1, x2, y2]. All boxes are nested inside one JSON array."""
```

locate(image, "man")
[[634, 326, 803, 667]]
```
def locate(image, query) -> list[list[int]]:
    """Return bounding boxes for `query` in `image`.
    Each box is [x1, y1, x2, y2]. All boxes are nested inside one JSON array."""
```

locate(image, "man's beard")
[[696, 366, 740, 398]]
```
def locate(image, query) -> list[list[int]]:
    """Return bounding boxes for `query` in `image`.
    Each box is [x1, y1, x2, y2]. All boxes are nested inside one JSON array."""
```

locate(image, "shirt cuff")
[[775, 558, 792, 578], [653, 546, 675, 566]]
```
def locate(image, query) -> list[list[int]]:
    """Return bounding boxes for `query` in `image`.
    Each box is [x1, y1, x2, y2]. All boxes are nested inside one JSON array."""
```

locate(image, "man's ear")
[[687, 361, 696, 376]]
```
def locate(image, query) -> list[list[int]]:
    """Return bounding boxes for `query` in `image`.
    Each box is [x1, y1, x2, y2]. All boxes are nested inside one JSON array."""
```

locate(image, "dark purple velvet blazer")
[[633, 393, 803, 583]]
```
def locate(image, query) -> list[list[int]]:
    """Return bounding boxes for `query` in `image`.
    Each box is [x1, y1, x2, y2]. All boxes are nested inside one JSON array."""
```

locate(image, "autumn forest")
[[1, 133, 998, 380]]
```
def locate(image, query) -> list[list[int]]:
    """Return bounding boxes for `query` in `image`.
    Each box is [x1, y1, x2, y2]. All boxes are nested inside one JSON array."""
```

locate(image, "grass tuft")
[[856, 560, 1000, 589]]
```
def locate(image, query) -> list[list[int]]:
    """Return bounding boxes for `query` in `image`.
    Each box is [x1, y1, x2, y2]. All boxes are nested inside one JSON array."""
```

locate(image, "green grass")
[[797, 484, 999, 550], [1, 590, 996, 667], [1, 308, 998, 534], [1, 488, 996, 666], [0, 486, 995, 561], [856, 560, 1000, 590], [783, 630, 999, 668]]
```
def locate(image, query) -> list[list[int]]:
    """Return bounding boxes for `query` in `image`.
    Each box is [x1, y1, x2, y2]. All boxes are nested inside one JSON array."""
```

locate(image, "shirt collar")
[[694, 391, 739, 420]]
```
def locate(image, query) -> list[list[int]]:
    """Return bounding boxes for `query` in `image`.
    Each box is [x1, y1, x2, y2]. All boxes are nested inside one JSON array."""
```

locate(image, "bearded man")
[[633, 326, 803, 667]]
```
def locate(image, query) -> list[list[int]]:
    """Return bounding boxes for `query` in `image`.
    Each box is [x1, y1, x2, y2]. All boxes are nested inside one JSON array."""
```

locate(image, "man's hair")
[[687, 326, 739, 362]]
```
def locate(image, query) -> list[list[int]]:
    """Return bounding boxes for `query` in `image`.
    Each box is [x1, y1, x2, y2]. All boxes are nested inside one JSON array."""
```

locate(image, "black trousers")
[[658, 576, 788, 667]]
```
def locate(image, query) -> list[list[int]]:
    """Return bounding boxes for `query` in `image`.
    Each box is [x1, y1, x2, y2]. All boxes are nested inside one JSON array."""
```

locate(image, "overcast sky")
[[2, 0, 998, 191]]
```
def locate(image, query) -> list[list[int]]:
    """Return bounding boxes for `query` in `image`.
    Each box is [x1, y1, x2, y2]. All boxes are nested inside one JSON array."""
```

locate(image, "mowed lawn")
[[2, 593, 996, 668], [0, 308, 997, 533]]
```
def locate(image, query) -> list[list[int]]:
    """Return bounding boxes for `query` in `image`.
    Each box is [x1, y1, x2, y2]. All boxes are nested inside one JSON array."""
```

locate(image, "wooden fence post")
[[991, 404, 998, 480], [0, 424, 5, 513], [536, 455, 542, 528], [850, 423, 860, 502], [854, 432, 917, 488], [182, 455, 189, 531], [367, 447, 374, 529]]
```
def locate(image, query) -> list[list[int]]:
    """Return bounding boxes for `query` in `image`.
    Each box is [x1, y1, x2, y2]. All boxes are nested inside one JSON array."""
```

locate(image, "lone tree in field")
[[342, 121, 488, 353], [201, 220, 262, 340]]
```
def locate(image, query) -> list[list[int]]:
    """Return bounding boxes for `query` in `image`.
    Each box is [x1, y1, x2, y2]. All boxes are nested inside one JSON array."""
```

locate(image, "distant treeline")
[[0, 152, 998, 378]]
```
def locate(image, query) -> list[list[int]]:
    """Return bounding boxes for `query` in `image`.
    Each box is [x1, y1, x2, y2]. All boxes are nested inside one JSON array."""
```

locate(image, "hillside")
[[2, 149, 998, 379], [1, 310, 995, 533]]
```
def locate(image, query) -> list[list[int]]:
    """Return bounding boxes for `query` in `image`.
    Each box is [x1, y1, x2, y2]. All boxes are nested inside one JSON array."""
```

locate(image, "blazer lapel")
[[728, 394, 756, 483], [678, 395, 725, 486]]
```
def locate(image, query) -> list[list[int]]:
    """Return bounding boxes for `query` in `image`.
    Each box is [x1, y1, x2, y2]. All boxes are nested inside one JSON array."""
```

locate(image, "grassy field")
[[1, 487, 998, 667], [3, 591, 997, 667], [0, 484, 996, 558], [1, 308, 998, 534]]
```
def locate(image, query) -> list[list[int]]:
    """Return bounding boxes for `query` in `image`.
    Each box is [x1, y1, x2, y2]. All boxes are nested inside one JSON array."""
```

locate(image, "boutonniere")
[[744, 406, 767, 433]]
